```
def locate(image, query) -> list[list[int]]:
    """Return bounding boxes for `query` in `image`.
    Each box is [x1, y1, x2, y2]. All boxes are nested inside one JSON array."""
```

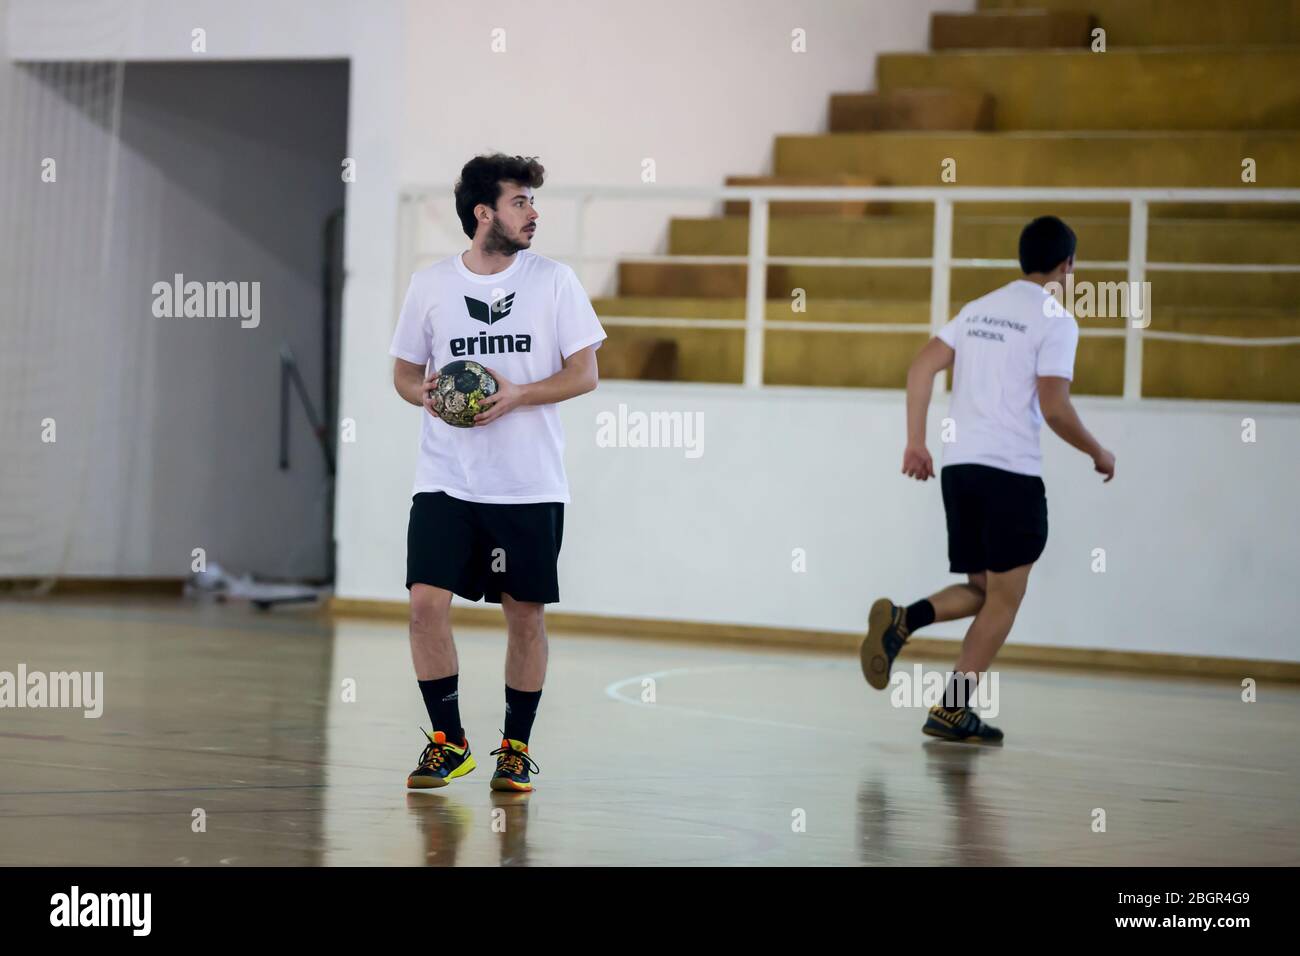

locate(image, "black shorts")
[[940, 464, 1048, 574], [406, 492, 564, 604]]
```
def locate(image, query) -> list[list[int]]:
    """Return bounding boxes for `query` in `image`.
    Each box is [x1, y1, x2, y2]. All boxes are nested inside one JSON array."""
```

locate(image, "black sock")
[[904, 599, 936, 633], [941, 672, 977, 710], [418, 675, 463, 743], [503, 685, 542, 745]]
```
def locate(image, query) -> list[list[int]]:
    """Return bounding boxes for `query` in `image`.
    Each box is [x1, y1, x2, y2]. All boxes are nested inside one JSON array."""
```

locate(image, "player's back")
[[937, 279, 1079, 477]]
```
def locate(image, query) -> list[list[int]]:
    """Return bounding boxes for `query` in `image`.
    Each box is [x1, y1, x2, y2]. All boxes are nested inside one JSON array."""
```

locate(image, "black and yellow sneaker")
[[922, 706, 1004, 744], [489, 736, 540, 793], [406, 729, 476, 789], [860, 597, 911, 690]]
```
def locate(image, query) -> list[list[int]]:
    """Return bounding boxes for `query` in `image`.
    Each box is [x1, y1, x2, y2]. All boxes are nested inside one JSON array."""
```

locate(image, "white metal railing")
[[398, 186, 1300, 400]]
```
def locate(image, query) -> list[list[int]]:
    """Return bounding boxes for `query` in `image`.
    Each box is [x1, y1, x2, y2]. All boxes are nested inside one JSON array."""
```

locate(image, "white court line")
[[604, 664, 1289, 778], [604, 665, 861, 736]]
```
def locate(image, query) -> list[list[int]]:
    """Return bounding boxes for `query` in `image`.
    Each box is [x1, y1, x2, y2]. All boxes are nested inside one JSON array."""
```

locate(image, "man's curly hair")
[[454, 154, 546, 239]]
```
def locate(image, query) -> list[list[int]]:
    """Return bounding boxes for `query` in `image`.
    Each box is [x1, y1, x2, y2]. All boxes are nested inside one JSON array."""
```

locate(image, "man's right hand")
[[902, 443, 935, 481], [1092, 448, 1116, 483], [421, 374, 440, 419]]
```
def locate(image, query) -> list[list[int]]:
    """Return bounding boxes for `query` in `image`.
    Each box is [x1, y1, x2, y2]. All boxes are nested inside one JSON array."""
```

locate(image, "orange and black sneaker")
[[489, 736, 539, 792], [407, 729, 476, 789], [922, 706, 1004, 744], [860, 597, 911, 691]]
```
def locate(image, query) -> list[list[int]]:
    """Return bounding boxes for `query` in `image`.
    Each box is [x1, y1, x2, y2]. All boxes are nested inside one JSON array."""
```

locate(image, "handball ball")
[[428, 359, 498, 428]]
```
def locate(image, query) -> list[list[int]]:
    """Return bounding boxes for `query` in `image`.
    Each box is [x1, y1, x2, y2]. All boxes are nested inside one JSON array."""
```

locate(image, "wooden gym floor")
[[0, 597, 1296, 866]]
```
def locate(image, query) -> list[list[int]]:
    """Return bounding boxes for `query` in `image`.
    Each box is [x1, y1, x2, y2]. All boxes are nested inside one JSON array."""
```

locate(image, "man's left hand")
[[474, 369, 529, 425]]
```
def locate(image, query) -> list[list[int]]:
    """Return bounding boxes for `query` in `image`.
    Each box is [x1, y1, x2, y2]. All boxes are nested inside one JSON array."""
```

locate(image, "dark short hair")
[[1018, 216, 1077, 274], [454, 154, 545, 239]]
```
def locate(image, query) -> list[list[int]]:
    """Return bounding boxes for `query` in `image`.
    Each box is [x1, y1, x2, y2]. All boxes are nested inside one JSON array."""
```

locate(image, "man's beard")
[[484, 217, 529, 255]]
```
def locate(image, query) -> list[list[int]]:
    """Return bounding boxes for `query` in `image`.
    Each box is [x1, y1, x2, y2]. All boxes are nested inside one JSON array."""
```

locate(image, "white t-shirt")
[[389, 250, 606, 504], [936, 279, 1079, 477]]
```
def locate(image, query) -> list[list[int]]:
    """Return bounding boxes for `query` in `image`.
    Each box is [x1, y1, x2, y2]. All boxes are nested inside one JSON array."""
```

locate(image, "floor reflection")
[[922, 741, 1009, 866], [405, 792, 472, 866], [857, 742, 1009, 866], [404, 790, 534, 866], [490, 792, 532, 867], [855, 778, 897, 865]]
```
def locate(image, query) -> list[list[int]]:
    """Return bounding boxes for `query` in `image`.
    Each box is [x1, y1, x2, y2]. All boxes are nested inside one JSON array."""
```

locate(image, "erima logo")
[[454, 292, 528, 355], [449, 331, 532, 357], [465, 293, 515, 325]]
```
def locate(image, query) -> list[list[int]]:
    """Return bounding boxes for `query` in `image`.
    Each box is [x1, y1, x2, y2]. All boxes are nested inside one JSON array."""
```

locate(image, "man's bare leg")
[[925, 572, 987, 624], [921, 564, 1032, 742], [410, 583, 457, 680], [502, 593, 547, 691], [944, 563, 1032, 703]]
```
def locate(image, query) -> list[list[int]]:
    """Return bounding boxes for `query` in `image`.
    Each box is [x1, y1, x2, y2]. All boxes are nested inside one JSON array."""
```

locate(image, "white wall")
[[400, 0, 966, 184], [399, 0, 970, 295], [5, 0, 356, 59], [345, 382, 1300, 664]]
